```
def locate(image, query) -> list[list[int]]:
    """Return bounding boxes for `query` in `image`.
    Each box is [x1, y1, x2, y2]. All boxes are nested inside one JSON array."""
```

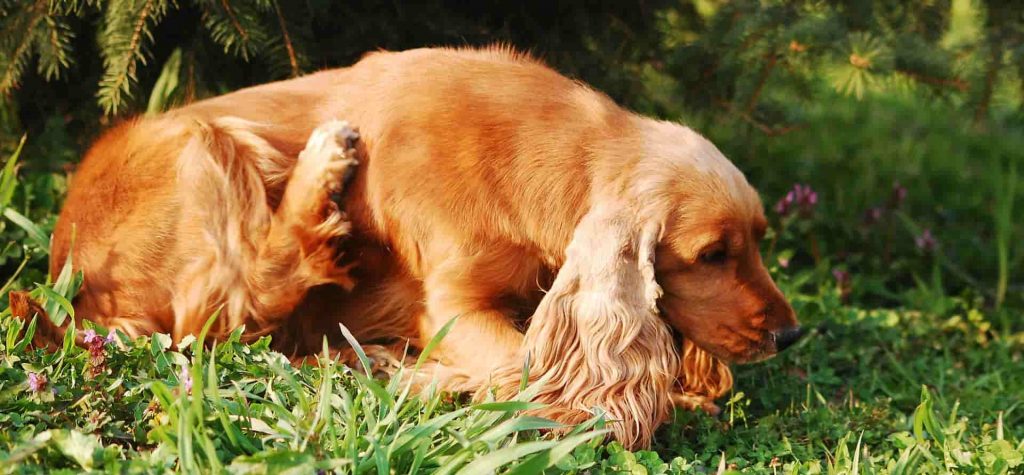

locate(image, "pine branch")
[[896, 69, 969, 92], [48, 0, 102, 16], [270, 0, 298, 77], [219, 0, 249, 45], [744, 53, 778, 113], [97, 0, 172, 114], [0, 0, 47, 95], [973, 43, 1002, 125], [199, 0, 268, 60], [716, 98, 805, 137], [37, 15, 74, 81]]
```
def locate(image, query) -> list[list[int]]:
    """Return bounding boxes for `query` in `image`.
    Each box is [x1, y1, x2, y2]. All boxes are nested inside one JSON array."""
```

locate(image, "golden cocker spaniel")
[[36, 46, 802, 448]]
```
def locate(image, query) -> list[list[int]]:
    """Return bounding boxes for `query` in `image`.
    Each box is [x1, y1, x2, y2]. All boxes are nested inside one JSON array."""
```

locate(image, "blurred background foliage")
[[0, 0, 1022, 319]]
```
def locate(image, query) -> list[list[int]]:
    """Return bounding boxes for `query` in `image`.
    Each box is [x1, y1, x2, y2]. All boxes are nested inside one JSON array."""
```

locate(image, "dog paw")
[[670, 391, 721, 416], [278, 120, 361, 289], [285, 120, 360, 241]]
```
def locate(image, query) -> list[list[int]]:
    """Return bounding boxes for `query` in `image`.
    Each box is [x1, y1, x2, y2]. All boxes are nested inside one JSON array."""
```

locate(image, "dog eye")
[[699, 248, 728, 265]]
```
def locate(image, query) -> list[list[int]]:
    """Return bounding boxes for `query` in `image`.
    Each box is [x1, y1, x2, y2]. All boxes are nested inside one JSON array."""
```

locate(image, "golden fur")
[[33, 47, 800, 448]]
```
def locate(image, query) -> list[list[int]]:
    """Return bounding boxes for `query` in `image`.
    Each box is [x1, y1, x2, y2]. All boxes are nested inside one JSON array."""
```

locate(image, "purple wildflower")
[[83, 329, 115, 347], [915, 229, 938, 253], [82, 329, 99, 345], [832, 268, 852, 300], [774, 192, 792, 215], [862, 206, 884, 226], [82, 328, 112, 377], [180, 364, 193, 395], [889, 181, 908, 209], [832, 268, 850, 285], [775, 184, 818, 217], [27, 372, 47, 393]]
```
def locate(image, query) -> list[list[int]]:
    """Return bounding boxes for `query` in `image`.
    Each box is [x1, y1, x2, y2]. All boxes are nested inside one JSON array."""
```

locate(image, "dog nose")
[[774, 326, 805, 352]]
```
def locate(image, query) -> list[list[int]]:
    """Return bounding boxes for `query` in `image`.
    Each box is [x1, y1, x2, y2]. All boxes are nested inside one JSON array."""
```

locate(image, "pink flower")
[[82, 329, 100, 345], [82, 328, 112, 377], [777, 256, 790, 268], [27, 372, 47, 393], [832, 268, 850, 286], [832, 268, 852, 301], [889, 181, 907, 208], [83, 329, 114, 347], [915, 229, 938, 253], [775, 184, 818, 217], [180, 364, 193, 395], [862, 206, 884, 226]]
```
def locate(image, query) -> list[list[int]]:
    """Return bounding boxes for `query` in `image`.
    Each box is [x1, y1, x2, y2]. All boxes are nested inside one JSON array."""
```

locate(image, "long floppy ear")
[[486, 203, 680, 449], [673, 338, 733, 414]]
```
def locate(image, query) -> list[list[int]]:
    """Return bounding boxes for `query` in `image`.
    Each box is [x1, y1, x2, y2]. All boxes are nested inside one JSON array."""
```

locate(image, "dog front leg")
[[416, 253, 527, 383]]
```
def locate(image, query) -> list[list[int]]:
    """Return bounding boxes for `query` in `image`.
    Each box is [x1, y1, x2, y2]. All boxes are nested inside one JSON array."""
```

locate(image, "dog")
[[31, 46, 801, 448]]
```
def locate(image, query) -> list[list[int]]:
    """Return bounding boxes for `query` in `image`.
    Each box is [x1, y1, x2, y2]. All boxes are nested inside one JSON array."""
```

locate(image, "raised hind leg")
[[172, 119, 361, 341]]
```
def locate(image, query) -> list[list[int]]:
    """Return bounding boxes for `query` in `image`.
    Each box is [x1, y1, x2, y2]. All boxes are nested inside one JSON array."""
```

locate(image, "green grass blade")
[[3, 208, 49, 251], [35, 283, 74, 326], [337, 322, 373, 377], [454, 439, 572, 475], [391, 408, 471, 454], [504, 430, 610, 475], [476, 415, 563, 445], [0, 135, 25, 209]]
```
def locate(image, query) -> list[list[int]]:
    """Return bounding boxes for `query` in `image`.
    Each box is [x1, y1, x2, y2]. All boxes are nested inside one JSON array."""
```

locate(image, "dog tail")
[[8, 291, 66, 350]]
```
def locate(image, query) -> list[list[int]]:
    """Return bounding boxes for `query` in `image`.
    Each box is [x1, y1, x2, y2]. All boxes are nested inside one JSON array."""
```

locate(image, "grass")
[[0, 86, 1022, 472], [0, 278, 1020, 473], [0, 315, 613, 473]]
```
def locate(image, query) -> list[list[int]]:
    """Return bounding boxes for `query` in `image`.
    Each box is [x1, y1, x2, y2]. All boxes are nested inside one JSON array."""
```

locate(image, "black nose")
[[774, 326, 805, 352]]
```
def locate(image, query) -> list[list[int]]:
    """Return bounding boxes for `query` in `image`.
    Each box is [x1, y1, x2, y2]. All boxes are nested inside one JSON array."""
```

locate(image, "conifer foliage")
[[1, 0, 317, 114], [0, 0, 1021, 124], [649, 0, 1023, 130]]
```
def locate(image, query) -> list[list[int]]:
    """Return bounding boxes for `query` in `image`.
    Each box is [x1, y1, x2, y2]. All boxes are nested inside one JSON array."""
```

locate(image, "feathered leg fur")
[[171, 119, 360, 341]]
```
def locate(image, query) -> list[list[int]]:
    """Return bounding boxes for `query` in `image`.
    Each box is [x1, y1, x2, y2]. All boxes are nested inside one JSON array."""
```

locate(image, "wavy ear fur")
[[673, 338, 733, 415], [486, 202, 680, 449]]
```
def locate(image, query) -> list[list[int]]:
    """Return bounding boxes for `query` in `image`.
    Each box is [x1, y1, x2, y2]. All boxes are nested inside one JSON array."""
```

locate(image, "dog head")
[[514, 118, 800, 448], [629, 119, 801, 364]]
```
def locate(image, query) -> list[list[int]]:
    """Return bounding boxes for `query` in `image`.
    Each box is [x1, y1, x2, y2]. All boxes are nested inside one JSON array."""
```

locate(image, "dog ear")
[[493, 203, 680, 449], [675, 338, 733, 414]]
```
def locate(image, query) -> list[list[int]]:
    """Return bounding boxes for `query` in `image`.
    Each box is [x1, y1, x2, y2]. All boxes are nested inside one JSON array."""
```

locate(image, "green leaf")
[[506, 431, 611, 475], [35, 283, 74, 326], [227, 449, 318, 475], [413, 315, 459, 371], [458, 431, 606, 475], [391, 408, 471, 454], [3, 208, 48, 250], [984, 440, 1023, 469], [53, 430, 101, 469], [152, 332, 172, 352], [40, 242, 82, 326], [0, 135, 25, 209], [476, 416, 563, 445], [337, 321, 372, 377], [471, 401, 548, 412], [146, 47, 181, 115], [0, 430, 53, 468], [12, 313, 37, 353]]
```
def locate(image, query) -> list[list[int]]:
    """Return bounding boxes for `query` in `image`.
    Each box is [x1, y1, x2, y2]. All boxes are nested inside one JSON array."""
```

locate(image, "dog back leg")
[[172, 119, 360, 342]]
